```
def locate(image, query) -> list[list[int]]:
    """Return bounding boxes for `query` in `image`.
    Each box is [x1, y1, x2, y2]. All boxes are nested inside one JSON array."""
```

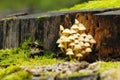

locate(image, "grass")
[[0, 38, 65, 79], [60, 0, 120, 11]]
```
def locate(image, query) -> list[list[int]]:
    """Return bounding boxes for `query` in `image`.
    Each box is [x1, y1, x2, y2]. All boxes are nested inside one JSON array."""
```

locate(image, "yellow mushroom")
[[71, 24, 80, 32], [58, 43, 65, 53], [61, 36, 70, 49], [60, 25, 64, 31], [85, 48, 92, 53], [62, 29, 71, 36], [59, 25, 64, 36], [84, 42, 90, 47], [66, 48, 74, 59], [57, 19, 96, 60], [75, 19, 80, 24], [76, 53, 83, 60], [69, 42, 75, 49]]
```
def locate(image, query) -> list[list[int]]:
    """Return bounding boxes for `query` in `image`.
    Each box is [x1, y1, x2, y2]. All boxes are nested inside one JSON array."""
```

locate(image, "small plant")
[[56, 19, 96, 60]]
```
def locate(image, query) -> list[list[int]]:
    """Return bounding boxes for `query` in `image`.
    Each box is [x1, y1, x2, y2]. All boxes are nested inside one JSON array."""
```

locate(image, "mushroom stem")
[[60, 48, 65, 53], [59, 31, 62, 36], [77, 57, 80, 61], [69, 55, 72, 59], [64, 43, 67, 49]]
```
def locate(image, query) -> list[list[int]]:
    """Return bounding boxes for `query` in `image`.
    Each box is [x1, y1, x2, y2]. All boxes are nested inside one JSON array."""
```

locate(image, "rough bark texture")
[[0, 8, 120, 61]]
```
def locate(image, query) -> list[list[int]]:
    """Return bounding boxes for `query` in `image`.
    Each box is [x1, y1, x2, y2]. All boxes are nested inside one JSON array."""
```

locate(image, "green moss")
[[98, 61, 120, 72], [60, 0, 120, 11]]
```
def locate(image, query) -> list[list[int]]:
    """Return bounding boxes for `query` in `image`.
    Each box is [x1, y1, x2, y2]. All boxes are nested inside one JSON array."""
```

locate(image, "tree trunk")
[[0, 8, 120, 61]]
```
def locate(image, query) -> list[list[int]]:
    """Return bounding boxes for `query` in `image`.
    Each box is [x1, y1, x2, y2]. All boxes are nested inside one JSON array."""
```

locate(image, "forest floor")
[[0, 47, 120, 80]]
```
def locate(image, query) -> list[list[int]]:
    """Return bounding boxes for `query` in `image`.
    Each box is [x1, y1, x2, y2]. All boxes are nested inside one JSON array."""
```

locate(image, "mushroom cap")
[[86, 34, 93, 39], [58, 43, 64, 48], [71, 24, 80, 30], [74, 40, 79, 44], [66, 48, 73, 52], [33, 41, 39, 45], [81, 50, 86, 54], [66, 50, 74, 55], [60, 25, 64, 31], [85, 48, 92, 53], [68, 35, 75, 40], [84, 42, 90, 47], [90, 39, 96, 44], [60, 36, 70, 42], [78, 36, 85, 41], [76, 33, 80, 37], [70, 29, 76, 34], [79, 41, 84, 46], [61, 37, 70, 42], [62, 29, 71, 34], [73, 34, 79, 39], [69, 42, 75, 46], [84, 37, 90, 42], [60, 35, 67, 39], [74, 44, 81, 50], [56, 38, 62, 43], [75, 19, 80, 24], [80, 33, 87, 37], [76, 53, 83, 57], [78, 23, 86, 30]]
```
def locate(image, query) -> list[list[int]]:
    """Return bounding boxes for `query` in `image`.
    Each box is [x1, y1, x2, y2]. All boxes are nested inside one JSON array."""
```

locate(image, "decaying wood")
[[0, 8, 120, 61]]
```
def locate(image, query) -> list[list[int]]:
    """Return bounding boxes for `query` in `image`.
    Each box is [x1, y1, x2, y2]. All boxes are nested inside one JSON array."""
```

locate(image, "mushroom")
[[86, 34, 93, 40], [61, 36, 70, 49], [58, 43, 65, 52], [84, 37, 90, 42], [68, 35, 75, 41], [59, 25, 64, 36], [74, 40, 79, 44], [80, 33, 87, 38], [73, 34, 79, 39], [56, 38, 62, 44], [66, 48, 74, 59], [78, 23, 86, 33], [57, 19, 96, 60], [70, 29, 76, 34], [71, 24, 80, 32], [76, 53, 83, 60], [60, 25, 64, 31], [74, 44, 82, 53], [89, 38, 96, 47], [62, 29, 71, 36], [78, 36, 85, 41], [85, 48, 92, 53], [75, 19, 80, 24], [84, 42, 90, 47], [79, 41, 84, 47], [69, 42, 75, 49], [90, 38, 96, 44], [81, 50, 86, 55]]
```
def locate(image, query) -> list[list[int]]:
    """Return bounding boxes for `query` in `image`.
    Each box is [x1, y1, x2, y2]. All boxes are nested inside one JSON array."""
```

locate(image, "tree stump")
[[0, 8, 120, 61]]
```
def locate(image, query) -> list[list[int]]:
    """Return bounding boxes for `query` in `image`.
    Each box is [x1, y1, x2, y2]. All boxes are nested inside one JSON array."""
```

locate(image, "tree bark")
[[0, 8, 120, 61]]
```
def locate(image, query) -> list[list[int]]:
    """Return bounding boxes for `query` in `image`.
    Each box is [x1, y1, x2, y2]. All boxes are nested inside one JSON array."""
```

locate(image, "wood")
[[0, 8, 120, 61]]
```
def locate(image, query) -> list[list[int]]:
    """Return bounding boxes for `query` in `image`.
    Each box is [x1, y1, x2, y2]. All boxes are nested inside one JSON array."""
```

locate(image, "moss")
[[97, 61, 120, 72], [60, 0, 120, 11], [37, 15, 50, 22]]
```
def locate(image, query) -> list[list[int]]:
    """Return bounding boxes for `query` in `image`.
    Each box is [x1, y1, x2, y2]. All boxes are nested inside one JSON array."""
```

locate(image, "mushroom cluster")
[[56, 19, 96, 60]]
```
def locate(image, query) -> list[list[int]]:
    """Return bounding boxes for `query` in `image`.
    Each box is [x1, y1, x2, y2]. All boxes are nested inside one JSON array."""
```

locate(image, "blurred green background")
[[0, 0, 90, 13]]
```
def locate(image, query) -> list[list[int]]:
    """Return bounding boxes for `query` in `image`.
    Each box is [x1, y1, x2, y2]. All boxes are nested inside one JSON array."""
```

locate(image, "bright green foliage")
[[0, 0, 89, 12], [0, 65, 32, 80], [98, 61, 120, 72], [60, 0, 120, 11], [0, 39, 65, 79]]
